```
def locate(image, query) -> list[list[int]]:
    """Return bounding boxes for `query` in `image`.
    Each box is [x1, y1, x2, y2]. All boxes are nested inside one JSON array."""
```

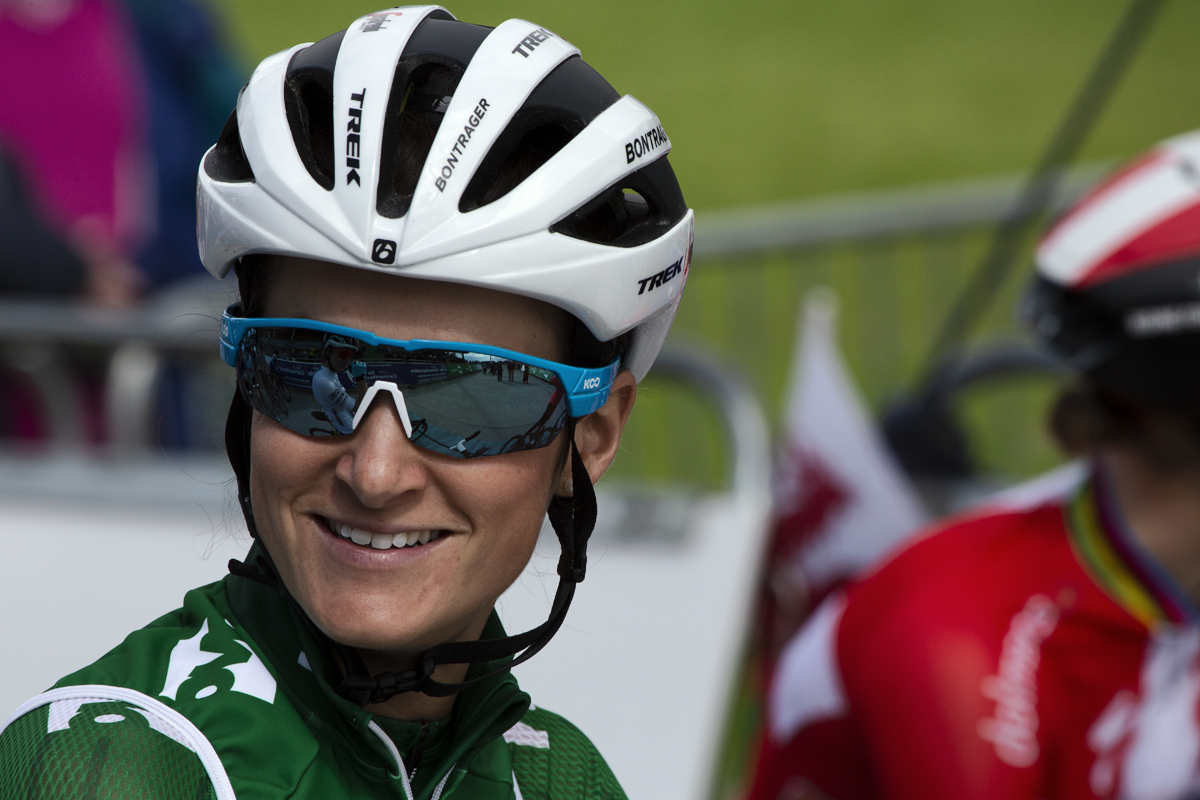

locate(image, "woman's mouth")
[[322, 517, 444, 550]]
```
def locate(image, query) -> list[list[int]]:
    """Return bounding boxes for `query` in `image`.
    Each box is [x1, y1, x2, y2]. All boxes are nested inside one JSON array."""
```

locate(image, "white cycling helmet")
[[197, 5, 693, 381]]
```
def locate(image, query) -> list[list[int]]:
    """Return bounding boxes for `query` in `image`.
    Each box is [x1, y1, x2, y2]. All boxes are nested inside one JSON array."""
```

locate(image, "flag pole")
[[919, 0, 1166, 380]]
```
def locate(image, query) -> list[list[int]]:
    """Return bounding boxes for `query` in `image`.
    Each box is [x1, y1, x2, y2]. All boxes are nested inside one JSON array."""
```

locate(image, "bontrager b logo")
[[372, 239, 397, 265]]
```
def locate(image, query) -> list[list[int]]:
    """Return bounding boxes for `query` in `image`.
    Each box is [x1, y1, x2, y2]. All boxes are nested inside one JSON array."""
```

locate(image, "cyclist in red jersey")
[[749, 130, 1200, 800]]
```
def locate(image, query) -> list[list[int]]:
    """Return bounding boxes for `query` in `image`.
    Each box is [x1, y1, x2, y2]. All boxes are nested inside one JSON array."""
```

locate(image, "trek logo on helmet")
[[359, 11, 402, 32], [1125, 302, 1200, 338], [625, 125, 669, 164], [511, 27, 556, 58], [372, 239, 397, 264], [346, 90, 367, 186], [636, 256, 685, 296]]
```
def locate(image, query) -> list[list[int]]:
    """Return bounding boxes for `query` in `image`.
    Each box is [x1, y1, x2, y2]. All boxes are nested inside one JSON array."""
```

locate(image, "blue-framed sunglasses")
[[220, 304, 618, 459]]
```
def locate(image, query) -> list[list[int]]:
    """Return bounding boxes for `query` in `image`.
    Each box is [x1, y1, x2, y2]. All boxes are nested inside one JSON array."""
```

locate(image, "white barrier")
[[0, 455, 248, 718]]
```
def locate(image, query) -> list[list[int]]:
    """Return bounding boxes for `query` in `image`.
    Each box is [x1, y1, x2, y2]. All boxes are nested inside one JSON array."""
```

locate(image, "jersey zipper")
[[431, 761, 457, 800], [407, 721, 432, 783], [366, 719, 413, 800]]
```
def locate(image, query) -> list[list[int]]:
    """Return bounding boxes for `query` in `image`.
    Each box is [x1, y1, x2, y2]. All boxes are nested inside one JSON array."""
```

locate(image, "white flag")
[[769, 289, 928, 610]]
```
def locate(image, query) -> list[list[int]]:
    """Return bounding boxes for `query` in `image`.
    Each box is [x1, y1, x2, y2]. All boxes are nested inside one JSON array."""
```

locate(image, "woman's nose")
[[337, 390, 426, 508]]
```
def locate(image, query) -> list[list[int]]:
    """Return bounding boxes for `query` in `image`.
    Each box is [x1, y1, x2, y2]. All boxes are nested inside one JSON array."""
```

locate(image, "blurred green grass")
[[209, 1, 1200, 485], [611, 226, 1072, 490], [212, 0, 1200, 210]]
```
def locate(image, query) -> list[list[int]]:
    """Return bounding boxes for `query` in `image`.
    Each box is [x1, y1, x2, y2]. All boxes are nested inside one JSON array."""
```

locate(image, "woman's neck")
[[361, 661, 467, 721], [1103, 448, 1200, 607], [355, 606, 492, 721]]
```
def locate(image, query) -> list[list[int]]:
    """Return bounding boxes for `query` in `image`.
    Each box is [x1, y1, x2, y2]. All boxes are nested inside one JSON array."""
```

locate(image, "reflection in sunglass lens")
[[236, 327, 568, 458]]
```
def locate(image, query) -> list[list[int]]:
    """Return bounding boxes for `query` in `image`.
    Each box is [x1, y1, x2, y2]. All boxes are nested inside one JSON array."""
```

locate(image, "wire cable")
[[919, 0, 1167, 379]]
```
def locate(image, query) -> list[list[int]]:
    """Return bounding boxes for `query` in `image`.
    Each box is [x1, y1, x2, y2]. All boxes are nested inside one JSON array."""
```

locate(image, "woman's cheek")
[[457, 449, 560, 585], [249, 416, 327, 587]]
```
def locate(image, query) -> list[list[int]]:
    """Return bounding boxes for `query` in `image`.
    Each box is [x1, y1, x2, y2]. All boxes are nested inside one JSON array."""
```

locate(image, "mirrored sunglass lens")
[[238, 328, 367, 436], [236, 330, 568, 456], [397, 351, 567, 457]]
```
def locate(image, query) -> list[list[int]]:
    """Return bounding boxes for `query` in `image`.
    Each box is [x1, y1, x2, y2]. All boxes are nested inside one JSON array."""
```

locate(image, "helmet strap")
[[224, 395, 594, 704], [225, 390, 260, 541], [340, 417, 594, 702]]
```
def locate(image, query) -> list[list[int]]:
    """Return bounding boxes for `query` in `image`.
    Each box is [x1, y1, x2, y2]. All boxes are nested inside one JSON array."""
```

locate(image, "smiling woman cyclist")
[[0, 7, 692, 799]]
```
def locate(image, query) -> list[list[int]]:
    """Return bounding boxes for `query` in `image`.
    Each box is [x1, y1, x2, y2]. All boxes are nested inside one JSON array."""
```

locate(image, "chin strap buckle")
[[340, 655, 436, 705], [557, 552, 587, 583]]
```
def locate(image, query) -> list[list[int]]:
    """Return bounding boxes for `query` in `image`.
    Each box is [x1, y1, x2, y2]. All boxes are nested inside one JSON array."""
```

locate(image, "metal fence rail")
[[622, 165, 1106, 485], [0, 165, 1106, 481], [692, 166, 1106, 257]]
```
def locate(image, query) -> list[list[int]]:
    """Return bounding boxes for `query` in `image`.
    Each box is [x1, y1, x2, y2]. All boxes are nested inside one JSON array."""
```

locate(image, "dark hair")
[[387, 64, 457, 203], [1050, 378, 1200, 469], [236, 61, 633, 371]]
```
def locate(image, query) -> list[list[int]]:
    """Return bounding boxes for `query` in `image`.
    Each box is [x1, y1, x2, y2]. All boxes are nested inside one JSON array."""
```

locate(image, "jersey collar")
[[224, 547, 531, 794], [1065, 462, 1200, 628]]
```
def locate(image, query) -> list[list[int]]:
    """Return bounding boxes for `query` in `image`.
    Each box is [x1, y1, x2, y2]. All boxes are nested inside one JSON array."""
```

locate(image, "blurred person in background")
[[121, 0, 243, 290], [0, 0, 241, 445], [748, 130, 1200, 800], [0, 0, 150, 303], [0, 138, 88, 296], [0, 6, 691, 798], [0, 0, 241, 301]]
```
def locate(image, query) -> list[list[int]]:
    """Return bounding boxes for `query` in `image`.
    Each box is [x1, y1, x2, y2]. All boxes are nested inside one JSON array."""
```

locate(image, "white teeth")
[[329, 519, 443, 549]]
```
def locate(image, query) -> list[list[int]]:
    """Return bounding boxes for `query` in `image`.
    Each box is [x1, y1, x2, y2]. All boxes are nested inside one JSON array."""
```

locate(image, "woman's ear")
[[570, 370, 638, 487]]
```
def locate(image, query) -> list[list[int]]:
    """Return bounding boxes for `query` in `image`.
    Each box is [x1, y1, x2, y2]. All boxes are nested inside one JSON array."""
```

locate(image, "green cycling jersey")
[[0, 543, 625, 800]]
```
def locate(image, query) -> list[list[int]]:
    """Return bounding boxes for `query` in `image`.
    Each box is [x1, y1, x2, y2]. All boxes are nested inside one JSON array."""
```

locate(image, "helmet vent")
[[376, 63, 464, 218], [376, 17, 490, 218], [459, 55, 617, 213], [203, 109, 255, 183], [460, 123, 574, 212], [284, 30, 346, 192], [551, 157, 687, 248]]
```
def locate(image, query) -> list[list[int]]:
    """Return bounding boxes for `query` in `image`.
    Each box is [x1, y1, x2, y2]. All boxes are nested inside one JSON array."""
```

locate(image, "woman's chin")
[[305, 597, 470, 656]]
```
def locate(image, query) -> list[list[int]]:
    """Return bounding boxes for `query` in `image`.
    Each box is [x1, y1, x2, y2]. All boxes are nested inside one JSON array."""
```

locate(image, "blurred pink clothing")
[[0, 0, 150, 254]]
